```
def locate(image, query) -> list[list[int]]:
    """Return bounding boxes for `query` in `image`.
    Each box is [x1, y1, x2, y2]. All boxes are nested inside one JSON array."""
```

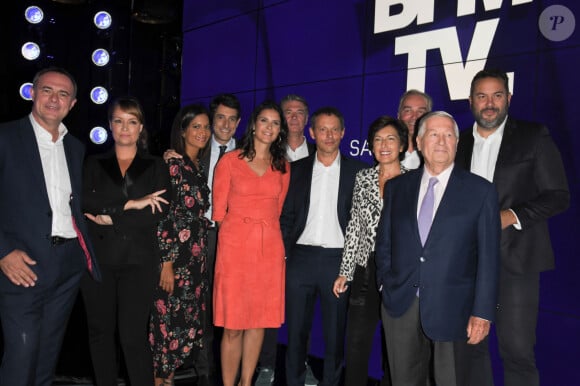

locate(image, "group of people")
[[0, 66, 569, 386]]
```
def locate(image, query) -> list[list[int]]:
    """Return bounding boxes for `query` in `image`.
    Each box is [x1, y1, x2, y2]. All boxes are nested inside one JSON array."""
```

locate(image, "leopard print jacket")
[[338, 164, 407, 281]]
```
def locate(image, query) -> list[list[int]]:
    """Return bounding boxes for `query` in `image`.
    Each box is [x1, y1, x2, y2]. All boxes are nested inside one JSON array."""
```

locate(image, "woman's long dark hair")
[[170, 104, 210, 160], [238, 100, 288, 173]]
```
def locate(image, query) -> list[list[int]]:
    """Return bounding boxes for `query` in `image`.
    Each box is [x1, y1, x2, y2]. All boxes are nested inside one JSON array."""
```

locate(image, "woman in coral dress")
[[212, 100, 290, 386], [149, 104, 211, 386]]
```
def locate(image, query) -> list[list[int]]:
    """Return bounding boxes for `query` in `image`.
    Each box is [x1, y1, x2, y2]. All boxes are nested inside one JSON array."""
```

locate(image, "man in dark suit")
[[375, 110, 501, 386], [281, 94, 316, 162], [397, 89, 432, 170], [281, 107, 367, 386], [199, 93, 240, 384], [455, 69, 570, 386], [256, 93, 317, 386], [0, 67, 99, 386]]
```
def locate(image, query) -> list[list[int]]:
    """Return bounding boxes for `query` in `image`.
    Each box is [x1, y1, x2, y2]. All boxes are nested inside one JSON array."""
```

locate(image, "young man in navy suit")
[[0, 67, 99, 386], [281, 106, 367, 386], [455, 69, 570, 386], [375, 111, 501, 386]]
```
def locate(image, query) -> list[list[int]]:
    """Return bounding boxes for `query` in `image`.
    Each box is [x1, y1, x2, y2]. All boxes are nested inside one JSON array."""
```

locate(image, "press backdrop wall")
[[180, 1, 579, 384]]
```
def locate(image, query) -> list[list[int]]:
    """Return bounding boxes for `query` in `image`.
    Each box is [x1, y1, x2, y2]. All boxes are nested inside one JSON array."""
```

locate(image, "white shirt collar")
[[313, 151, 341, 170], [211, 134, 235, 151], [29, 113, 68, 144], [472, 115, 507, 142]]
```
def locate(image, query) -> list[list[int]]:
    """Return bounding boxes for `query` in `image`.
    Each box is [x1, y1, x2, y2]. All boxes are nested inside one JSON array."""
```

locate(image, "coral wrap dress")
[[212, 150, 290, 329]]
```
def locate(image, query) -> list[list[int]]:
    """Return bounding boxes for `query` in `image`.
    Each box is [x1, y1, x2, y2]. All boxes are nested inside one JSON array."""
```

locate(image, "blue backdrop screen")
[[181, 1, 579, 383]]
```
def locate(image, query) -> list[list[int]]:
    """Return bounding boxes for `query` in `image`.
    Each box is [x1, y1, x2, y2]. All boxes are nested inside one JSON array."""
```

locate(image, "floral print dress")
[[149, 157, 210, 377]]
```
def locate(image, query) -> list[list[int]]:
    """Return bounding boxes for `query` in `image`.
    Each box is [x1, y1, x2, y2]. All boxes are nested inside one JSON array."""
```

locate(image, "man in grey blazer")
[[0, 67, 99, 386], [455, 69, 570, 386]]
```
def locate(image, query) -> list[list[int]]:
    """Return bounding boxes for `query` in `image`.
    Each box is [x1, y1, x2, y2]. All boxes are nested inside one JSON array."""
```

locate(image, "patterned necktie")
[[218, 145, 227, 159], [418, 177, 439, 246]]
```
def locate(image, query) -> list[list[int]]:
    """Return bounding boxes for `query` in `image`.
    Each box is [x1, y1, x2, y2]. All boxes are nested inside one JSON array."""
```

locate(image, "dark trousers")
[[344, 255, 391, 386], [259, 328, 313, 370], [81, 262, 156, 386], [454, 338, 494, 386], [0, 241, 85, 386], [286, 245, 347, 386], [456, 269, 540, 386], [193, 226, 218, 376], [260, 328, 279, 369], [382, 298, 456, 386]]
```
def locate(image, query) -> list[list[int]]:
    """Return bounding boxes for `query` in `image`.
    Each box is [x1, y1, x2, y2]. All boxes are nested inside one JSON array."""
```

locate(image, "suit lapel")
[[426, 167, 464, 246], [337, 155, 348, 203], [20, 119, 51, 204], [459, 130, 475, 169], [63, 134, 80, 195], [406, 170, 423, 247], [99, 151, 124, 187], [493, 117, 516, 182], [200, 142, 212, 177]]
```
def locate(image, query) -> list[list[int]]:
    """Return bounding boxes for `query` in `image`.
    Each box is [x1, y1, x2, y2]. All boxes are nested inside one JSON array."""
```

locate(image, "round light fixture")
[[25, 6, 44, 24], [19, 83, 34, 100], [92, 48, 110, 66], [94, 11, 112, 30], [21, 42, 41, 60], [90, 126, 108, 144], [90, 86, 109, 104]]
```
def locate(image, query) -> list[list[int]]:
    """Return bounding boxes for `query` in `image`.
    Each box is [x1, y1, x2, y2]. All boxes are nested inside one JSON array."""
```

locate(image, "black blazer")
[[0, 116, 100, 288], [455, 117, 570, 273], [280, 152, 367, 258], [199, 138, 237, 179], [82, 151, 170, 266]]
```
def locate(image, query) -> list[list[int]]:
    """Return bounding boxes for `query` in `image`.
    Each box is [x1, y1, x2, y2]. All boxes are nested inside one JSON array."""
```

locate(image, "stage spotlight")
[[90, 126, 108, 145], [25, 6, 44, 24], [19, 83, 34, 101], [94, 11, 112, 30], [21, 42, 41, 60], [90, 86, 109, 104], [92, 48, 110, 66], [52, 0, 86, 4]]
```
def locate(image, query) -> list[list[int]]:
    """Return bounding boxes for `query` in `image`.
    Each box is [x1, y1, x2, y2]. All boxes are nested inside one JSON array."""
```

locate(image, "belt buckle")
[[51, 236, 70, 246]]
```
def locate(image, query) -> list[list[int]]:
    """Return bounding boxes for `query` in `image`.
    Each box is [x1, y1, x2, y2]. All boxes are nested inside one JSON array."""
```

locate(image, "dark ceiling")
[[0, 0, 183, 155]]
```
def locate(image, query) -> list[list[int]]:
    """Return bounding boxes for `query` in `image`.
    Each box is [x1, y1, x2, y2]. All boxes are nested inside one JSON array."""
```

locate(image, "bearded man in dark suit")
[[455, 69, 570, 386]]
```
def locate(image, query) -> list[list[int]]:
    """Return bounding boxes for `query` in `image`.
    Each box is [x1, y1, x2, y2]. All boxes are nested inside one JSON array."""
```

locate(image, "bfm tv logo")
[[348, 0, 575, 157], [374, 0, 575, 100]]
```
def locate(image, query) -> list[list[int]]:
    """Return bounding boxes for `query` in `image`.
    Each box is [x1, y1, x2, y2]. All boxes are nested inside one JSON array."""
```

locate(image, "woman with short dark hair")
[[333, 116, 408, 386]]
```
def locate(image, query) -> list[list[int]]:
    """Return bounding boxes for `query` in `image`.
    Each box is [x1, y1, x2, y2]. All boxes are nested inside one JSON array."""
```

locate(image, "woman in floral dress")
[[150, 104, 211, 386]]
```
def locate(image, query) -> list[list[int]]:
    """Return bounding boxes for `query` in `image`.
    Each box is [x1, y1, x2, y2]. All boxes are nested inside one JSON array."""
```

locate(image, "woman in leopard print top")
[[333, 116, 409, 385]]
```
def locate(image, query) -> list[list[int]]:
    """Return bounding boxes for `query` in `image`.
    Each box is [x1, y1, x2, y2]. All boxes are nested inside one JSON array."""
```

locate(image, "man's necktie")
[[218, 145, 227, 159], [418, 177, 438, 246]]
